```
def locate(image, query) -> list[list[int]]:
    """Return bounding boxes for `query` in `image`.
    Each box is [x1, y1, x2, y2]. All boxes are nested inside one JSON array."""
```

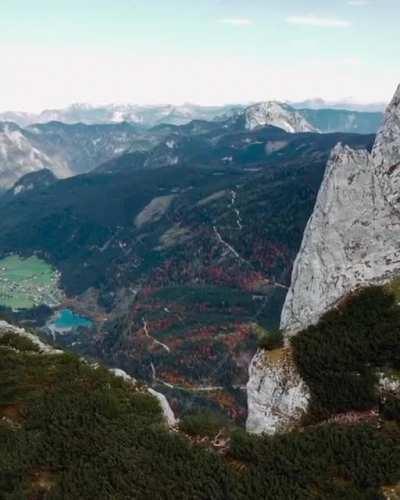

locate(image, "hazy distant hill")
[[0, 101, 383, 133], [0, 103, 243, 128], [299, 108, 383, 134], [291, 98, 386, 113]]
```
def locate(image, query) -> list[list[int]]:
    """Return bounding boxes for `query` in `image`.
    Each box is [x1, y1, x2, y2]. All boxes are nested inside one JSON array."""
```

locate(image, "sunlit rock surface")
[[246, 348, 309, 434], [0, 320, 63, 354], [247, 84, 400, 434], [281, 85, 400, 335], [245, 101, 317, 133], [148, 388, 177, 427]]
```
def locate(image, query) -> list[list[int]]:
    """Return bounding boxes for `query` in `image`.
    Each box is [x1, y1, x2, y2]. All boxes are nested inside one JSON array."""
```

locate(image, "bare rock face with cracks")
[[246, 84, 400, 434]]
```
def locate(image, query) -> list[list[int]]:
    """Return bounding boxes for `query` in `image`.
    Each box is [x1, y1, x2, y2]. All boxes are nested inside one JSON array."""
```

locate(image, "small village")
[[0, 255, 62, 310]]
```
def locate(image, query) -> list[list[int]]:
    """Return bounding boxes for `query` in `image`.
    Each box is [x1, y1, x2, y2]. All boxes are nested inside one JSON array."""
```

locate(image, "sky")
[[0, 0, 399, 111]]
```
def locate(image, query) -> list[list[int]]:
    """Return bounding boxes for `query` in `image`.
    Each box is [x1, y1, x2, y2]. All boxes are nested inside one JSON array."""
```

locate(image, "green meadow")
[[0, 255, 61, 310]]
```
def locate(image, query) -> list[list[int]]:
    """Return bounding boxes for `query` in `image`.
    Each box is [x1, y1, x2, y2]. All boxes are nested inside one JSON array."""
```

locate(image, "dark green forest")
[[292, 286, 400, 419], [1, 308, 399, 499]]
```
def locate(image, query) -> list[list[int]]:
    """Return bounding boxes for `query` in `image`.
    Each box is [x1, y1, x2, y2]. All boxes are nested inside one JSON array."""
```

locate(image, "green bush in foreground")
[[0, 332, 40, 353], [257, 329, 284, 351], [229, 423, 400, 499], [292, 286, 400, 417], [0, 326, 399, 499], [382, 396, 400, 421], [179, 411, 230, 438]]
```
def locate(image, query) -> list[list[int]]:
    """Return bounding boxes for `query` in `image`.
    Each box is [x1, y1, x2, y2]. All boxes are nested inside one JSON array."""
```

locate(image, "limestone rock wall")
[[247, 84, 400, 434], [246, 348, 309, 434]]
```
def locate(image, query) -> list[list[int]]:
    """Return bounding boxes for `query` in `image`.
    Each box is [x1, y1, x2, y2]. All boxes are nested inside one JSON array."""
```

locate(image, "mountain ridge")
[[0, 102, 383, 134]]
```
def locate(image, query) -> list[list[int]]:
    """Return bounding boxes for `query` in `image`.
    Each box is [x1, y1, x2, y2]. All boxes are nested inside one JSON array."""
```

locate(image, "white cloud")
[[0, 44, 395, 111], [286, 14, 351, 28], [219, 18, 253, 26], [341, 57, 362, 66]]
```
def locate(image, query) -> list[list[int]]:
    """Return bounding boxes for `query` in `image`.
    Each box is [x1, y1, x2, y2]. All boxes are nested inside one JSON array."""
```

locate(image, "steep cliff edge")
[[247, 84, 400, 434], [281, 84, 400, 335], [373, 84, 400, 212], [246, 348, 309, 434]]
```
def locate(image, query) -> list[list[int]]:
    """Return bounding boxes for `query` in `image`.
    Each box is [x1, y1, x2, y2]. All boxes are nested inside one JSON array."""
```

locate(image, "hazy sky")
[[0, 0, 399, 111]]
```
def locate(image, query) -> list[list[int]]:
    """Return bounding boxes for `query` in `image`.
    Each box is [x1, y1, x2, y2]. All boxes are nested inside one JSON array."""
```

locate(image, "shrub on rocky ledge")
[[292, 286, 400, 416], [179, 411, 229, 438], [257, 329, 284, 351]]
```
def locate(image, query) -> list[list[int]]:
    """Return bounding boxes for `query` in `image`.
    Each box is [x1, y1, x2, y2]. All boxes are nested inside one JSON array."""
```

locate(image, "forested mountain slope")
[[1, 306, 399, 499], [0, 125, 374, 417]]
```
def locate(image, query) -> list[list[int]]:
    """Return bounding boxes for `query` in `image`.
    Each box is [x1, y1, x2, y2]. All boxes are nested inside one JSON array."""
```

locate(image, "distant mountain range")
[[0, 103, 243, 128], [290, 98, 386, 113], [0, 102, 384, 190], [296, 108, 383, 135], [0, 100, 384, 129]]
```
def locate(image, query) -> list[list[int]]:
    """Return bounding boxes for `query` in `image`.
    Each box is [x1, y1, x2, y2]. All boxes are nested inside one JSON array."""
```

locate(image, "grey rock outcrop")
[[247, 84, 400, 434], [281, 84, 400, 335], [244, 102, 317, 133], [148, 388, 177, 427], [246, 349, 309, 434], [0, 320, 63, 354], [373, 84, 400, 212]]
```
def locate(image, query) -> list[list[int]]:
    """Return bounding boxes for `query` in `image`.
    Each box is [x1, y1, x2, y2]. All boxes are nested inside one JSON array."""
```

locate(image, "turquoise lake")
[[51, 309, 93, 331]]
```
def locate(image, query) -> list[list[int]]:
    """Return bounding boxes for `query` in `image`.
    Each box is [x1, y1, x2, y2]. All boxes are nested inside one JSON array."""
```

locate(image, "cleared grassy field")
[[0, 255, 62, 309]]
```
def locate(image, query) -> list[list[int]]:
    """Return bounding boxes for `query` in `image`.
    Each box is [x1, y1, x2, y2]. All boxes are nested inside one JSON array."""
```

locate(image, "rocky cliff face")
[[245, 102, 317, 133], [281, 84, 400, 335], [246, 348, 309, 434], [373, 85, 400, 212], [246, 84, 400, 434]]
